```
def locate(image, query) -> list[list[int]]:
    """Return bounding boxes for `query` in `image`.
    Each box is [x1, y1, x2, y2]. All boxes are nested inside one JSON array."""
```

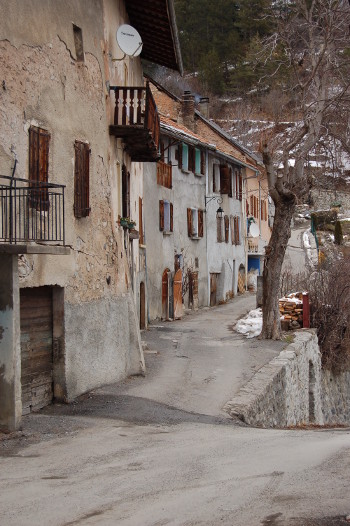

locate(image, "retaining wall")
[[224, 330, 324, 427]]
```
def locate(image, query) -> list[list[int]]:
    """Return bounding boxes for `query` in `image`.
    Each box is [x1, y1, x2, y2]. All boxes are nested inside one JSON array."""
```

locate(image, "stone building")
[[143, 78, 268, 320], [0, 0, 182, 430]]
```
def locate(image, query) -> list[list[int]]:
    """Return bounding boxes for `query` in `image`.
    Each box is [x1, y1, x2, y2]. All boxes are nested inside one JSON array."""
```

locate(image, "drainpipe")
[[205, 148, 210, 306]]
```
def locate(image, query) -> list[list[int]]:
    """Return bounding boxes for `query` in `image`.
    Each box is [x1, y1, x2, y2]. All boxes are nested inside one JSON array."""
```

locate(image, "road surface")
[[1, 296, 349, 526]]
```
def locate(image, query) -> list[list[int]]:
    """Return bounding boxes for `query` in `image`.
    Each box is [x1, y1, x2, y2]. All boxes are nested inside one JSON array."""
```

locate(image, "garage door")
[[20, 287, 53, 415]]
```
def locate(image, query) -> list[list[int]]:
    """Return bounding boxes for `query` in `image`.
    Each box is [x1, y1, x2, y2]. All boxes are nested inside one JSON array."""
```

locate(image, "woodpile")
[[279, 292, 304, 330]]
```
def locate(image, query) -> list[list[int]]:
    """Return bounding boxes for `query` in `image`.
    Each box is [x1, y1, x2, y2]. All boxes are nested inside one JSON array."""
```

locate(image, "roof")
[[125, 0, 183, 74]]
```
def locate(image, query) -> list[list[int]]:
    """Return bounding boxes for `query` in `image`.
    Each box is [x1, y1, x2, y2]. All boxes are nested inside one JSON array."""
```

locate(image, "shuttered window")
[[74, 141, 90, 218], [122, 164, 130, 219], [182, 143, 189, 171], [220, 165, 232, 196], [261, 199, 268, 221], [187, 208, 204, 238], [159, 200, 173, 233], [29, 126, 50, 211], [230, 215, 241, 245], [217, 216, 224, 242]]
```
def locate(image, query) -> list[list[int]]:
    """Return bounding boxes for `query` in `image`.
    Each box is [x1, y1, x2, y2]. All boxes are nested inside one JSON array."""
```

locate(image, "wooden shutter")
[[220, 165, 230, 194], [217, 216, 223, 242], [234, 216, 238, 245], [235, 171, 239, 199], [264, 200, 268, 221], [177, 143, 183, 169], [239, 174, 242, 201], [213, 165, 216, 193], [250, 196, 253, 216], [187, 207, 193, 237], [139, 196, 144, 244], [74, 141, 90, 218], [201, 150, 205, 175], [224, 215, 229, 243], [122, 164, 130, 218], [188, 146, 194, 173], [230, 215, 234, 245], [198, 209, 204, 237], [228, 167, 233, 197], [170, 202, 173, 232], [29, 126, 50, 211], [160, 141, 165, 162], [159, 200, 164, 231]]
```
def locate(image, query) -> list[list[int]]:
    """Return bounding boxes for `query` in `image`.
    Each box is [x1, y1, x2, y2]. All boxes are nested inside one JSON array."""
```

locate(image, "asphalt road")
[[1, 296, 350, 526]]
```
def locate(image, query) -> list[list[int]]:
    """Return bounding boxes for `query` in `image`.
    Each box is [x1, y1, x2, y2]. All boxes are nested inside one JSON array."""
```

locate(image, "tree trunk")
[[260, 193, 296, 339]]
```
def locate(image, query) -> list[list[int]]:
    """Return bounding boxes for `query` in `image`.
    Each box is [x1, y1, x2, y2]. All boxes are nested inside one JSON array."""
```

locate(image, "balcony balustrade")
[[109, 82, 160, 162], [0, 175, 65, 247]]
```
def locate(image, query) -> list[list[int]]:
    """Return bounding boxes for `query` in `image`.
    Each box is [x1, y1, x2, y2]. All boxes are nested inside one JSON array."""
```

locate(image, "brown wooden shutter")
[[220, 165, 230, 194], [217, 216, 223, 242], [234, 216, 239, 245], [74, 141, 90, 218], [177, 143, 183, 169], [159, 200, 164, 231], [239, 174, 242, 201], [224, 215, 229, 243], [170, 202, 173, 232], [265, 200, 268, 221], [198, 209, 204, 237], [230, 215, 234, 244], [29, 126, 50, 210], [160, 141, 165, 162], [139, 196, 144, 244], [189, 146, 195, 173], [187, 207, 193, 237], [228, 168, 233, 198], [235, 171, 239, 199]]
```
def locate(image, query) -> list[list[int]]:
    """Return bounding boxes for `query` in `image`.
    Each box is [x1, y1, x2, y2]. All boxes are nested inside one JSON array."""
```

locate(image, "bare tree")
[[259, 0, 350, 339]]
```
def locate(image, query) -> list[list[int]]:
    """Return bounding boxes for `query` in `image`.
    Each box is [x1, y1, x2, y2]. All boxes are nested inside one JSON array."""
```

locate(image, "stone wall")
[[224, 330, 324, 427], [310, 188, 350, 213], [322, 370, 350, 425]]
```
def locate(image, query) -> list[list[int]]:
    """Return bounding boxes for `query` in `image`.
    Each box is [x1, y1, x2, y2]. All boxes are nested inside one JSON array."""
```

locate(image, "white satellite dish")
[[249, 223, 260, 238], [116, 24, 143, 58]]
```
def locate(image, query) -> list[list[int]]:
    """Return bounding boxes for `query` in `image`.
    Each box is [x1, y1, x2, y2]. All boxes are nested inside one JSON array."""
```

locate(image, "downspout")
[[205, 148, 210, 306]]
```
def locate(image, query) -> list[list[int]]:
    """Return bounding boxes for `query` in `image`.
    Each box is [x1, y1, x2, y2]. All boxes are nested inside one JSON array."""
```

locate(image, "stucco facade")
[[0, 0, 181, 429]]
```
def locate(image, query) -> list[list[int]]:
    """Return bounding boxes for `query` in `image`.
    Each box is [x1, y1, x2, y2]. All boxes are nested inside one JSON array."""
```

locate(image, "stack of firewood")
[[279, 292, 304, 329]]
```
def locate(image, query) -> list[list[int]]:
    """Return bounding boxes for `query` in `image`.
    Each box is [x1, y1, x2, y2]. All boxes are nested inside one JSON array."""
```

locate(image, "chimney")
[[199, 97, 209, 119], [181, 90, 195, 130]]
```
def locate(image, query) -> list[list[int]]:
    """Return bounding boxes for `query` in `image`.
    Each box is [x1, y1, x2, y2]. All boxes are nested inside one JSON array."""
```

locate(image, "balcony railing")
[[109, 82, 160, 162], [0, 175, 65, 245], [157, 161, 172, 188], [248, 239, 259, 253]]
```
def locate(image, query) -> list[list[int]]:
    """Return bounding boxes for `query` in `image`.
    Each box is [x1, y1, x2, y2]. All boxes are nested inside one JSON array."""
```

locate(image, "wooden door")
[[140, 281, 146, 329], [173, 269, 183, 319], [20, 287, 53, 415], [210, 273, 217, 307], [162, 268, 170, 320]]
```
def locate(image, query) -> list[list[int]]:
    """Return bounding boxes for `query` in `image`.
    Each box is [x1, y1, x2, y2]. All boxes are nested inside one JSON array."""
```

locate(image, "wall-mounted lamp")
[[216, 206, 224, 219]]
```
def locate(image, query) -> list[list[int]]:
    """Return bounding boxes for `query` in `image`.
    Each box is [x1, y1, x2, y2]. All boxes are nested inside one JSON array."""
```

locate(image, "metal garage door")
[[20, 286, 53, 415]]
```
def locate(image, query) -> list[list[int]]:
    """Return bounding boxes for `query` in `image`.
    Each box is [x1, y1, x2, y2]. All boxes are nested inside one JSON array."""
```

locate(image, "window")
[[234, 170, 242, 201], [139, 196, 144, 245], [250, 195, 259, 219], [220, 165, 232, 197], [73, 24, 84, 62], [122, 164, 130, 218], [177, 143, 205, 175], [159, 199, 173, 233], [187, 208, 204, 238], [29, 126, 50, 211], [213, 164, 220, 193], [74, 141, 90, 218]]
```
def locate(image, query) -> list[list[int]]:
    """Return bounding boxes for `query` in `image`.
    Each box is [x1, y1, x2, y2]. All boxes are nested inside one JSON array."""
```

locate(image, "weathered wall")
[[0, 0, 145, 410], [310, 187, 350, 213], [321, 370, 350, 425], [224, 331, 324, 427]]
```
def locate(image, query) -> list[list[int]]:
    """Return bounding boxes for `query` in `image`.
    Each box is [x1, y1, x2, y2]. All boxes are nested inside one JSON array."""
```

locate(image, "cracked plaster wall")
[[0, 0, 145, 401]]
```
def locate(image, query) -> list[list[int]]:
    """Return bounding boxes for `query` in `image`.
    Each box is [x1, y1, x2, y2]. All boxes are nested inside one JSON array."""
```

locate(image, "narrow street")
[[1, 295, 350, 526]]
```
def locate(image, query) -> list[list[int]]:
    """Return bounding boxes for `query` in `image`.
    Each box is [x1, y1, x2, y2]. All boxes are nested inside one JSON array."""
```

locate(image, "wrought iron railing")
[[0, 175, 65, 245], [110, 82, 160, 150]]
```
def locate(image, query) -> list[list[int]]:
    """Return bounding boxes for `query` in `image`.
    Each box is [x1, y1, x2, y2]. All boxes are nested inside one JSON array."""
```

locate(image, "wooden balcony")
[[157, 161, 172, 188], [109, 82, 160, 162]]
